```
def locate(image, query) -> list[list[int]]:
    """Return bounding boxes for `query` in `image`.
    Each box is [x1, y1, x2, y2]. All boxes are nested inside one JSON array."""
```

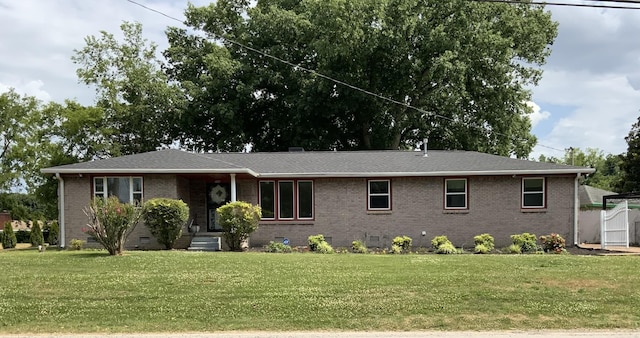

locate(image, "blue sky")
[[1, 0, 639, 159]]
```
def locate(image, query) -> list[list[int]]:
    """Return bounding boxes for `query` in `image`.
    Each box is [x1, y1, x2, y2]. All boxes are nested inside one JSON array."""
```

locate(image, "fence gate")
[[601, 200, 629, 249]]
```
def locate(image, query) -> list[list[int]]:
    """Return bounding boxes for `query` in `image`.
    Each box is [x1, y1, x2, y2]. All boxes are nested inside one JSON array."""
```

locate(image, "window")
[[259, 180, 314, 220], [259, 181, 275, 219], [445, 179, 467, 209], [93, 177, 143, 203], [368, 180, 390, 210], [522, 177, 545, 208]]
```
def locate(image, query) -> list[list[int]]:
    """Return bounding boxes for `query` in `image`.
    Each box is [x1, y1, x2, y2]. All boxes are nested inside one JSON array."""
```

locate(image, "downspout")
[[574, 173, 580, 246], [55, 173, 65, 248]]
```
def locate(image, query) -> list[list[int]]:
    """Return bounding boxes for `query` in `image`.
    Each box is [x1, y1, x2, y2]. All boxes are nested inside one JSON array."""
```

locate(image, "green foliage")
[[308, 234, 334, 254], [431, 235, 457, 254], [540, 233, 566, 254], [72, 21, 185, 155], [436, 242, 458, 254], [29, 221, 44, 246], [511, 233, 538, 253], [308, 234, 326, 252], [69, 239, 85, 251], [142, 198, 189, 249], [2, 222, 16, 249], [351, 240, 367, 254], [538, 147, 622, 192], [506, 244, 522, 254], [474, 233, 495, 254], [315, 241, 335, 254], [15, 230, 29, 243], [392, 235, 412, 253], [47, 221, 59, 246], [431, 235, 451, 250], [84, 196, 143, 255], [217, 201, 261, 251], [619, 117, 640, 192], [264, 241, 292, 253], [166, 0, 557, 156]]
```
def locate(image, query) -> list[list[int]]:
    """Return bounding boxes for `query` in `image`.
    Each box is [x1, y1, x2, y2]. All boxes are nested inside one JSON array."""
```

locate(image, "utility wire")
[[125, 0, 588, 153]]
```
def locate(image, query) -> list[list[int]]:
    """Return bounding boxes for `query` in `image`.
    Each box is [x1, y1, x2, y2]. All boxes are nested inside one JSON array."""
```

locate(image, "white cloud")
[[0, 79, 51, 101], [526, 101, 551, 128]]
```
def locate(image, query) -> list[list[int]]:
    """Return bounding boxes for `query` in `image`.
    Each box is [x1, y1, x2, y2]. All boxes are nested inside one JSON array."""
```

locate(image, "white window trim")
[[368, 179, 391, 211], [259, 181, 276, 220], [93, 176, 143, 203], [445, 178, 467, 210], [297, 180, 314, 220], [522, 177, 545, 209]]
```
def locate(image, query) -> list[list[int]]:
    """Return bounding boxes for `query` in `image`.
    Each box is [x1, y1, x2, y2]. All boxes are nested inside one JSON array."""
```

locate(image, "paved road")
[[2, 331, 640, 338]]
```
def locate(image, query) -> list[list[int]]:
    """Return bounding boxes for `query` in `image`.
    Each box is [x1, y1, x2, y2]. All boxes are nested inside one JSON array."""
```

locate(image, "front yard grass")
[[1, 249, 639, 333]]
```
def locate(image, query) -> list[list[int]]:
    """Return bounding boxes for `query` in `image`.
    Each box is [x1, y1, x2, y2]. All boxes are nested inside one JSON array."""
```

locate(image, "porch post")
[[230, 173, 237, 202]]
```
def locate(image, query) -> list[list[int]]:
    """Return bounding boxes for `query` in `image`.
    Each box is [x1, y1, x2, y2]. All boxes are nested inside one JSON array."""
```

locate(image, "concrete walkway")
[[2, 331, 640, 338]]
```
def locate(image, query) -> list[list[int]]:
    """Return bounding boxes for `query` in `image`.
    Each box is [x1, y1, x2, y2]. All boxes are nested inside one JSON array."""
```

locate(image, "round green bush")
[[436, 242, 457, 254], [142, 198, 189, 250]]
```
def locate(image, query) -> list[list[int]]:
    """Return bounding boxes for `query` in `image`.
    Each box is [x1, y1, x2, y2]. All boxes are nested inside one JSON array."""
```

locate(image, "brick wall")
[[250, 175, 576, 249], [62, 174, 577, 250]]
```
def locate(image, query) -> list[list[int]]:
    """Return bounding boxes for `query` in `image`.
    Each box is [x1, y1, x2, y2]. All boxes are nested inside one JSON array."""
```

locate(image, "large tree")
[[618, 117, 640, 193], [0, 89, 41, 190], [165, 0, 557, 156], [72, 21, 184, 155]]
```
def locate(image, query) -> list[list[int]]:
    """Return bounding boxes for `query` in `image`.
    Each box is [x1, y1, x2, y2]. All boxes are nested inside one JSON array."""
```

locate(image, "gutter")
[[55, 173, 65, 248], [40, 168, 260, 177], [574, 173, 580, 246], [258, 169, 596, 178]]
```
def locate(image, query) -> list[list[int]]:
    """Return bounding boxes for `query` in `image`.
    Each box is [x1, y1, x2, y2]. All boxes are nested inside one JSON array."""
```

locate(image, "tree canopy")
[[164, 0, 558, 157], [618, 117, 640, 193]]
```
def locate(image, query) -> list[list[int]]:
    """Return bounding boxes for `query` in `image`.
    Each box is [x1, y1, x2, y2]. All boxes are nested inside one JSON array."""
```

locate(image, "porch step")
[[187, 236, 221, 251]]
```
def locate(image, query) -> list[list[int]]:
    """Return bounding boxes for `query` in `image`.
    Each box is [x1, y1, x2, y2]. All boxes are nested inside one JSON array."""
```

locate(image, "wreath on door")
[[209, 184, 228, 204]]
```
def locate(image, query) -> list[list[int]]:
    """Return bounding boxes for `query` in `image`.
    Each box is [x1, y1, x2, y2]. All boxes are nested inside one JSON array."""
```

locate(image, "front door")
[[206, 183, 231, 232]]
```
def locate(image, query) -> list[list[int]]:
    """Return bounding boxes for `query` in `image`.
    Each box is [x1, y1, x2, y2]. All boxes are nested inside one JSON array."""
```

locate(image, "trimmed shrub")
[[264, 241, 292, 253], [217, 201, 261, 251], [47, 221, 59, 246], [308, 234, 334, 254], [30, 221, 45, 246], [392, 235, 412, 253], [351, 240, 367, 254], [84, 196, 143, 255], [69, 239, 85, 251], [2, 222, 16, 249], [540, 233, 566, 254], [510, 232, 538, 253], [142, 198, 189, 249], [474, 233, 494, 254]]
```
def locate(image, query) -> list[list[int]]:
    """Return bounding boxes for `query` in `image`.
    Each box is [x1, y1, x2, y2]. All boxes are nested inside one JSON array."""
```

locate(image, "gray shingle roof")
[[41, 149, 595, 177]]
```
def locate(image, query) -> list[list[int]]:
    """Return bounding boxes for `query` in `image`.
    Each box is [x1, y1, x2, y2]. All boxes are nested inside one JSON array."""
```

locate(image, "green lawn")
[[1, 249, 640, 333]]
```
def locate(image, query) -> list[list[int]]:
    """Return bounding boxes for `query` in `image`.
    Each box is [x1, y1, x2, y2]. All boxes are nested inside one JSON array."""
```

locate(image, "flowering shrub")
[[540, 233, 566, 253], [84, 196, 143, 255]]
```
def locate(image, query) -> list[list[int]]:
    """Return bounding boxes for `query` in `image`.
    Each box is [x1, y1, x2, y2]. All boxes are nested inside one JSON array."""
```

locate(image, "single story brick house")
[[41, 149, 594, 250]]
